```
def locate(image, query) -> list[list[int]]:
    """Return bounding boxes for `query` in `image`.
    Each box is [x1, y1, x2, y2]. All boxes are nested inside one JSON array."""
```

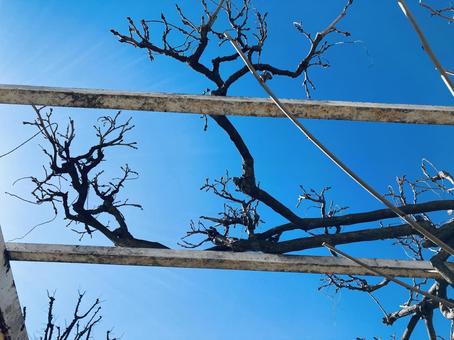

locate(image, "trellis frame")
[[0, 84, 453, 340]]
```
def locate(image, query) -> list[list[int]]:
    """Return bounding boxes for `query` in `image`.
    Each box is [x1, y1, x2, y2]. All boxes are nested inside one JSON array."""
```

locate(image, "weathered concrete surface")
[[0, 84, 453, 125], [6, 242, 450, 279], [0, 230, 28, 340]]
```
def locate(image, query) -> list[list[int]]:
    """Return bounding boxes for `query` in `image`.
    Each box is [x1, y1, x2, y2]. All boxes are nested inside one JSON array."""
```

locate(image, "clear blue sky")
[[0, 1, 453, 339]]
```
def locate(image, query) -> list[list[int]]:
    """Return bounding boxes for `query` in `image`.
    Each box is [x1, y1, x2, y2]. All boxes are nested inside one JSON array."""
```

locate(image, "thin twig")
[[8, 213, 57, 242], [367, 291, 390, 320], [0, 122, 57, 159]]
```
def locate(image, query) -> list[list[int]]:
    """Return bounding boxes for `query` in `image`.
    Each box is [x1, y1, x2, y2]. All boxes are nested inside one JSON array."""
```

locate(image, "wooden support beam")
[[5, 242, 451, 279], [0, 231, 28, 340], [0, 84, 453, 125]]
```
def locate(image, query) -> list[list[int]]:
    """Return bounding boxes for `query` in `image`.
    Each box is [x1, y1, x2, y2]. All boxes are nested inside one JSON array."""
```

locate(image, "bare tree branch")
[[40, 292, 118, 340], [419, 1, 454, 23], [21, 106, 167, 249]]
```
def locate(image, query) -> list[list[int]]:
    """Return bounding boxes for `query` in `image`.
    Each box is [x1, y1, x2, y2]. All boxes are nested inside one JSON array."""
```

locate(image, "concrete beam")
[[0, 84, 453, 125], [5, 242, 450, 279]]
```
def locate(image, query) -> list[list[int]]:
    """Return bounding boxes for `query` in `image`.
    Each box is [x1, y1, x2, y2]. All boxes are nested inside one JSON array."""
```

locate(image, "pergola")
[[0, 84, 453, 339]]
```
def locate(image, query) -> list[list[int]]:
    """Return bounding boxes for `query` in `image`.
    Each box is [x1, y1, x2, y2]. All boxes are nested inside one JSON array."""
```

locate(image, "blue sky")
[[0, 0, 453, 339]]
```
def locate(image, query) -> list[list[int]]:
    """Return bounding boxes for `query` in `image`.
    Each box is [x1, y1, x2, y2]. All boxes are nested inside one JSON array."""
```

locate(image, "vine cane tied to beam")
[[223, 31, 454, 256]]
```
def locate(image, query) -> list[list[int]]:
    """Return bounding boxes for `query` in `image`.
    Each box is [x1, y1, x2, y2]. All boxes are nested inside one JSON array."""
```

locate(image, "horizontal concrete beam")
[[6, 242, 451, 279], [0, 84, 453, 125]]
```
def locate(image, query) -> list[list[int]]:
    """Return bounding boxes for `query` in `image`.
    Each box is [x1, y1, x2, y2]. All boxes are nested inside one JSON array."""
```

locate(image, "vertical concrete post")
[[0, 227, 28, 340]]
